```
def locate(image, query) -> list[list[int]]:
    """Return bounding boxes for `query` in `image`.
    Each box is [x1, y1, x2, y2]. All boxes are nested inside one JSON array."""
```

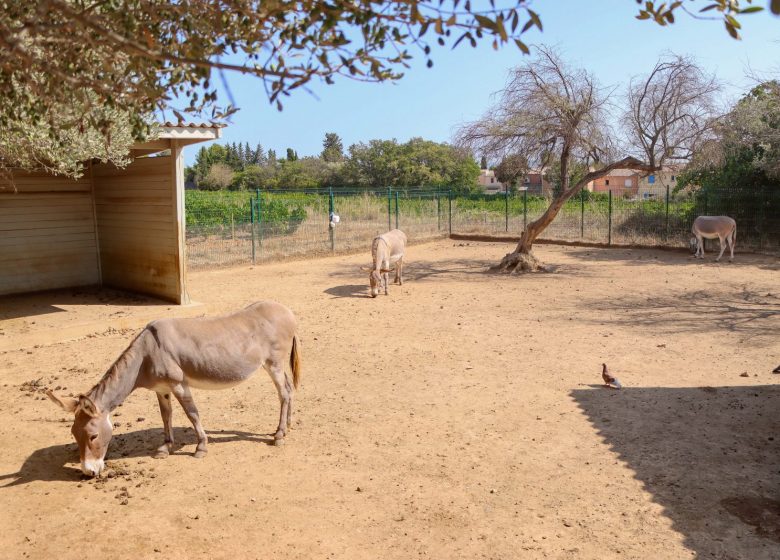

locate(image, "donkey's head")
[[361, 266, 393, 297], [46, 390, 112, 476]]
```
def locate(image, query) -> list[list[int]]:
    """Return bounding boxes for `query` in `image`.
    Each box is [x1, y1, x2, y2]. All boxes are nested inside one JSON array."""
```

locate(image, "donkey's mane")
[[87, 328, 148, 402]]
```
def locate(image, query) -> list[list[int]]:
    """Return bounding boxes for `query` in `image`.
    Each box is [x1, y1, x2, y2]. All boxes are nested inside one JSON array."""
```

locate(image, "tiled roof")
[[160, 121, 226, 129], [604, 168, 640, 177]]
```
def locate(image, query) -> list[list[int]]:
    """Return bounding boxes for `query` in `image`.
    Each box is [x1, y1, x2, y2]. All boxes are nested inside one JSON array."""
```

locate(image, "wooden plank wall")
[[0, 171, 100, 295], [92, 155, 183, 302]]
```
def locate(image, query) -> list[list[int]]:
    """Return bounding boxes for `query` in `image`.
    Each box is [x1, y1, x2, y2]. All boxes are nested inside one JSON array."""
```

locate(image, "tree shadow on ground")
[[571, 384, 780, 558], [562, 246, 780, 271], [327, 255, 587, 287], [580, 288, 780, 346], [0, 427, 274, 487]]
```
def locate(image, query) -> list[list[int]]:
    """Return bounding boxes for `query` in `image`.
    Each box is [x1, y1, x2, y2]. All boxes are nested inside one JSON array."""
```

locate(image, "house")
[[478, 169, 505, 194], [478, 168, 552, 195], [588, 168, 640, 197], [521, 170, 552, 196], [637, 167, 681, 200], [0, 123, 222, 304]]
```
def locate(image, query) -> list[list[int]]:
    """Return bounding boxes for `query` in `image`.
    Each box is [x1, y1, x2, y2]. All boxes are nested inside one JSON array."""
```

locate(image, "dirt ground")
[[1, 241, 778, 560]]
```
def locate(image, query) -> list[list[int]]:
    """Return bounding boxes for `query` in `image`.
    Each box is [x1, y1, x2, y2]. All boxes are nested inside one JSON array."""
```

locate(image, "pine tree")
[[253, 143, 266, 165], [286, 147, 296, 161], [237, 143, 245, 168], [321, 132, 345, 162]]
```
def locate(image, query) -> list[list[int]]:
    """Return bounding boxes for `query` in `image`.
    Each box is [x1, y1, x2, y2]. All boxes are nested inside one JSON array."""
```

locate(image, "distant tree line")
[[185, 133, 481, 194]]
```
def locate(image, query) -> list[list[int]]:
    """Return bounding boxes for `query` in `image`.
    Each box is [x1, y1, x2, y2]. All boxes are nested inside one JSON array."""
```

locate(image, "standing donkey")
[[361, 229, 407, 297], [47, 301, 301, 477], [691, 215, 737, 262]]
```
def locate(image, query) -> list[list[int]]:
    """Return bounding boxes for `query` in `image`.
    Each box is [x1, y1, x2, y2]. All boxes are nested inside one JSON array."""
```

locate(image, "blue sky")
[[182, 1, 780, 165]]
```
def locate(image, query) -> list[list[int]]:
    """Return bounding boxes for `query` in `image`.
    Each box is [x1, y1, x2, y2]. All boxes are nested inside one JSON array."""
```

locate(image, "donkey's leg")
[[284, 376, 294, 430], [153, 392, 175, 459], [716, 234, 727, 262], [696, 234, 704, 258], [171, 384, 209, 458], [729, 229, 735, 261], [395, 258, 403, 285], [264, 362, 291, 445]]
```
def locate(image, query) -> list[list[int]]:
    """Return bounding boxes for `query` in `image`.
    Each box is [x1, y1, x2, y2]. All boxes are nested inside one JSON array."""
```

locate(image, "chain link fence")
[[185, 188, 449, 268], [185, 187, 779, 269]]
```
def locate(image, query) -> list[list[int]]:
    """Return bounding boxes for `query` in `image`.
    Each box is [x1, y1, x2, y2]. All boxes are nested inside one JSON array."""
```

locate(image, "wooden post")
[[170, 140, 190, 304]]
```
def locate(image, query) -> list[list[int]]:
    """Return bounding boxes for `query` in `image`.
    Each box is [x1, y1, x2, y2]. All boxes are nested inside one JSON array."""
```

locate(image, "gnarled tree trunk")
[[492, 156, 651, 273]]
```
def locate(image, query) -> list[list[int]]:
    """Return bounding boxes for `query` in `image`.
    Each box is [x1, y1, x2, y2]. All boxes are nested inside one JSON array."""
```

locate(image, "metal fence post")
[[759, 185, 767, 250], [257, 192, 263, 255], [608, 189, 612, 246], [387, 187, 392, 231], [329, 187, 335, 252], [523, 189, 527, 232], [437, 193, 441, 231], [250, 196, 256, 264], [580, 188, 585, 238], [395, 190, 399, 230], [505, 187, 509, 232], [703, 191, 708, 251], [665, 185, 670, 241], [448, 190, 452, 236]]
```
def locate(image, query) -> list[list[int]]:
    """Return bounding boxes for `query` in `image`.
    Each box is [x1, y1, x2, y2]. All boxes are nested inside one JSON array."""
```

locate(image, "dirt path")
[[1, 241, 778, 559]]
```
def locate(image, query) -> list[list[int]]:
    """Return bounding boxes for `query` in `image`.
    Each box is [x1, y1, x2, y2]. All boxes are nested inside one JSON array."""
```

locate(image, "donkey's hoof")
[[193, 449, 208, 459], [273, 437, 285, 446], [152, 450, 169, 459]]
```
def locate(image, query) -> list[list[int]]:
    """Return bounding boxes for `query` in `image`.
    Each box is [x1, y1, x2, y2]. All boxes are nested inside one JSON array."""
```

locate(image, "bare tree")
[[623, 54, 720, 173], [456, 46, 720, 272]]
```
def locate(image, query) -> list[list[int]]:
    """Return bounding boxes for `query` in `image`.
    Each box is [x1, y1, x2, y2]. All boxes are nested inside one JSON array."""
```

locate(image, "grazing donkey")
[[691, 215, 737, 262], [47, 301, 301, 477], [361, 229, 407, 297]]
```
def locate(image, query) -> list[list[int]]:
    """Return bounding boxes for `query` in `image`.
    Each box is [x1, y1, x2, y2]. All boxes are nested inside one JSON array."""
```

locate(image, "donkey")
[[46, 301, 301, 477], [691, 215, 737, 262], [361, 229, 407, 297]]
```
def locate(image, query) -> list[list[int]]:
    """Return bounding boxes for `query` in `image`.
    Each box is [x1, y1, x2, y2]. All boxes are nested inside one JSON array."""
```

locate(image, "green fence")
[[185, 188, 449, 268], [185, 187, 779, 269]]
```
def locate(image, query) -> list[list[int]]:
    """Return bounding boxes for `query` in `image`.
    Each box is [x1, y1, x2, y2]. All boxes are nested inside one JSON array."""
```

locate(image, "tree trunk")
[[492, 156, 652, 274]]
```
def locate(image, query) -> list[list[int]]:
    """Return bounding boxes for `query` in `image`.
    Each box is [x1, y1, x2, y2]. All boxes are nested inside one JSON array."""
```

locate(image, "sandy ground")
[[0, 241, 778, 560]]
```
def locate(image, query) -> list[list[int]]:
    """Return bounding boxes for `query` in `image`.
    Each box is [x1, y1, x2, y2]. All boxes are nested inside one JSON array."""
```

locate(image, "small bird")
[[602, 363, 622, 389]]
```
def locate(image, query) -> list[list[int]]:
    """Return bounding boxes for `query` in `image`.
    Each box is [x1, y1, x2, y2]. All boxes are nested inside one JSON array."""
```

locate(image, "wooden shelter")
[[0, 123, 222, 304]]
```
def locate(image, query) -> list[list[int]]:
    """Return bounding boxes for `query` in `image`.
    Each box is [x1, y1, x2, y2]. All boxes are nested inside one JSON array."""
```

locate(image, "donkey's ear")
[[46, 390, 79, 414], [78, 395, 100, 417]]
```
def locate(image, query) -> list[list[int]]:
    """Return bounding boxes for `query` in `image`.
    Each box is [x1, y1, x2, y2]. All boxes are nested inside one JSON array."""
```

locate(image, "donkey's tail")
[[290, 334, 301, 389]]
